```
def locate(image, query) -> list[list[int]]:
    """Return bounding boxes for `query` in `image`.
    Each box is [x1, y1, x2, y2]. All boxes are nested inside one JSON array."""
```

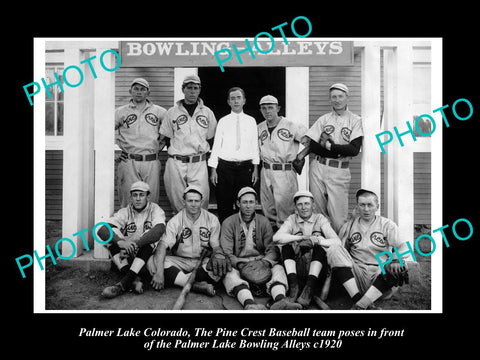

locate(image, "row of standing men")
[[115, 75, 363, 233]]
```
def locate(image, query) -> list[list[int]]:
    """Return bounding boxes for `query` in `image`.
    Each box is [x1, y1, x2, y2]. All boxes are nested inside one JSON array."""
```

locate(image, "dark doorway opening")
[[198, 67, 286, 124]]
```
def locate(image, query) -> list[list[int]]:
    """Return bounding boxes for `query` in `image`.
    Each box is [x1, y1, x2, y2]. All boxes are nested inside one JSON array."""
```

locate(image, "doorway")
[[198, 67, 286, 208]]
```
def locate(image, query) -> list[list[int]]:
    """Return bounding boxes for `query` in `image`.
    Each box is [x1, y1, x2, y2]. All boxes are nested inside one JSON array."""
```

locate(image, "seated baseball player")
[[98, 181, 166, 298], [328, 189, 411, 310], [146, 185, 227, 296], [220, 187, 302, 311], [273, 190, 341, 309]]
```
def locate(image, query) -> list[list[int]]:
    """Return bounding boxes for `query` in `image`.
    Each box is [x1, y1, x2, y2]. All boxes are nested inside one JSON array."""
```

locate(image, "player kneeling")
[[328, 189, 411, 310], [220, 187, 302, 310], [146, 185, 226, 296]]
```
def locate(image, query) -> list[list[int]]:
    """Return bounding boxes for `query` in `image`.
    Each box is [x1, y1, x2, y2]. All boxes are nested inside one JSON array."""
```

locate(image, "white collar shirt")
[[208, 111, 260, 168]]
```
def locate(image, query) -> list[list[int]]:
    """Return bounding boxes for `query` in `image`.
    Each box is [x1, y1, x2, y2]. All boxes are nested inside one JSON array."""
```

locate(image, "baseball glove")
[[292, 157, 305, 175], [239, 260, 272, 285], [383, 260, 409, 287]]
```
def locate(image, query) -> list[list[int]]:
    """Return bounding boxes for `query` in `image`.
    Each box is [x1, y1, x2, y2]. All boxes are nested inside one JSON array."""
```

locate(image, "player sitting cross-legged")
[[327, 189, 411, 310], [220, 187, 302, 311]]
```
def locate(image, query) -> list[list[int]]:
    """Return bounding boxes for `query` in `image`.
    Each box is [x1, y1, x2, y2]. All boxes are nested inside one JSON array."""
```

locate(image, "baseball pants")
[[223, 263, 288, 297], [117, 158, 161, 207], [164, 157, 210, 213], [260, 167, 298, 227], [309, 159, 351, 232], [326, 244, 381, 294]]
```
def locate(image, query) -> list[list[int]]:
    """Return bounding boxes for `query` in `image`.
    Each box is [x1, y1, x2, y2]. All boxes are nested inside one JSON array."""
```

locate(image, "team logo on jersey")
[[277, 128, 293, 142], [124, 114, 137, 128], [196, 115, 208, 128], [323, 125, 335, 135], [145, 113, 159, 126], [143, 221, 152, 232], [349, 232, 362, 245], [341, 127, 352, 141], [181, 227, 192, 240], [259, 129, 268, 145], [125, 222, 137, 234], [199, 227, 211, 244], [370, 232, 386, 247], [174, 115, 188, 130]]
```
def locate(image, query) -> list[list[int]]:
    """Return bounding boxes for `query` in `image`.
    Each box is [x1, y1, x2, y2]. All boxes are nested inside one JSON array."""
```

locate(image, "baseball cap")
[[183, 184, 203, 198], [131, 78, 150, 89], [293, 190, 314, 202], [329, 83, 349, 95], [355, 188, 377, 199], [182, 75, 201, 86], [259, 95, 278, 105], [130, 181, 150, 192], [237, 187, 257, 200]]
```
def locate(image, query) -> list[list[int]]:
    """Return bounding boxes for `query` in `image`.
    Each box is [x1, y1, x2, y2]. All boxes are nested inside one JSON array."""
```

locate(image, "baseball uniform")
[[258, 116, 307, 227], [160, 98, 217, 213], [328, 215, 411, 293], [306, 108, 363, 232], [147, 207, 222, 282], [115, 99, 166, 207]]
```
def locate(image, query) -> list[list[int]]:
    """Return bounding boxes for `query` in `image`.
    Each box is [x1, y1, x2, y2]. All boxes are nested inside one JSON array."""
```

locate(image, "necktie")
[[236, 114, 241, 150]]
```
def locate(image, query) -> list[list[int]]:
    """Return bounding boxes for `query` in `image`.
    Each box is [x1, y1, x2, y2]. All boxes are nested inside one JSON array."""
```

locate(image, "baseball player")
[[273, 190, 341, 309], [147, 185, 226, 296], [115, 78, 167, 206], [98, 181, 166, 298], [257, 95, 308, 229], [327, 189, 411, 309], [220, 187, 302, 310], [209, 87, 260, 223], [159, 75, 217, 213], [296, 83, 363, 232]]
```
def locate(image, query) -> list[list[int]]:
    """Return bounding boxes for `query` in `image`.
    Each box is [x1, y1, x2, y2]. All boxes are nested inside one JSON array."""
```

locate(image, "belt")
[[263, 162, 293, 171], [123, 152, 158, 161], [169, 153, 207, 163], [218, 158, 252, 167], [315, 156, 349, 169]]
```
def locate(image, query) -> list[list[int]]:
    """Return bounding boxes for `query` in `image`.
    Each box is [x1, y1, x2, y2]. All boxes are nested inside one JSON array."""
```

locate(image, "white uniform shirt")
[[115, 99, 167, 155], [338, 215, 411, 265], [258, 116, 307, 164], [160, 99, 217, 156], [306, 109, 363, 160], [161, 208, 221, 259], [208, 111, 260, 168], [107, 202, 166, 243]]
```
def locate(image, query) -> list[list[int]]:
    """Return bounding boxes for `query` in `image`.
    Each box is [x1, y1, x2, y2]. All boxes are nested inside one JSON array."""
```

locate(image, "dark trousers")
[[216, 158, 253, 223]]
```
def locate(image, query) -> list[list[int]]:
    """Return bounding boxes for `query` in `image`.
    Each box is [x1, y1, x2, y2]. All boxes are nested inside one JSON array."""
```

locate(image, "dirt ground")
[[44, 221, 432, 311]]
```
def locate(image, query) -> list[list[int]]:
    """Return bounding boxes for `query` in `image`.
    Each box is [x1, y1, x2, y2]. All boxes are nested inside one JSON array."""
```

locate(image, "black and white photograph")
[[10, 9, 478, 357]]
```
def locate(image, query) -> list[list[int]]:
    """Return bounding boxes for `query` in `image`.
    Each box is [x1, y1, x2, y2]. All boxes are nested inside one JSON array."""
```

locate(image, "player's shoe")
[[245, 303, 268, 310], [296, 285, 314, 308], [132, 276, 144, 294], [101, 283, 125, 299], [270, 297, 303, 310], [191, 281, 216, 297], [288, 282, 300, 302]]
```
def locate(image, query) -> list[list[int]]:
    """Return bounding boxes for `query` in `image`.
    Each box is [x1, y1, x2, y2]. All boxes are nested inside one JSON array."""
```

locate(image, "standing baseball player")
[[159, 75, 217, 213], [98, 181, 166, 298], [147, 185, 226, 296], [257, 95, 308, 230], [273, 190, 341, 309], [208, 87, 260, 223], [327, 189, 411, 310], [115, 78, 166, 206], [296, 83, 363, 232], [220, 187, 302, 310]]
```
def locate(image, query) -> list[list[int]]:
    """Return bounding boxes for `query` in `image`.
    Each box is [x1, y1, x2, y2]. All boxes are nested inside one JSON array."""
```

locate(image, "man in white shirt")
[[209, 87, 260, 223]]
